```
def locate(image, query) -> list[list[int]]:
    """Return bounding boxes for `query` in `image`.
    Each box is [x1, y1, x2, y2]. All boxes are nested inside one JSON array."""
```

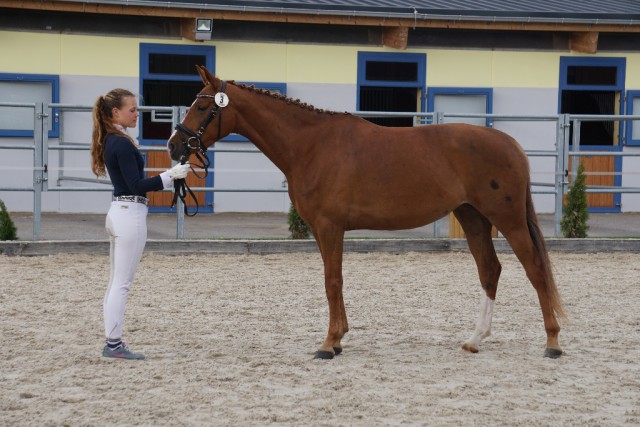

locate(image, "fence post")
[[570, 117, 581, 179], [32, 102, 47, 240], [554, 114, 570, 237], [174, 106, 186, 239], [57, 104, 65, 186], [42, 103, 50, 192], [433, 112, 446, 238]]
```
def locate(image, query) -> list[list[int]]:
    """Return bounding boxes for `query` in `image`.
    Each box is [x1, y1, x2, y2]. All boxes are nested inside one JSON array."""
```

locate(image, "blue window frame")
[[357, 51, 426, 113], [139, 43, 215, 146], [427, 87, 493, 126], [626, 90, 640, 146], [221, 82, 286, 142], [559, 56, 625, 213], [559, 57, 626, 92], [558, 56, 626, 146], [0, 73, 59, 138], [140, 43, 215, 84]]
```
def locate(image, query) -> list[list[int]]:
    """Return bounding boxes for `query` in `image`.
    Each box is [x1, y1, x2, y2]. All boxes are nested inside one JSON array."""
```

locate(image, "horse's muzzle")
[[166, 137, 182, 161]]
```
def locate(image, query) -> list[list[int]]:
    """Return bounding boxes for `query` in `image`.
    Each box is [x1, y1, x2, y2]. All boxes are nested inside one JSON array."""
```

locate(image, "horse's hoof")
[[313, 350, 335, 360], [333, 347, 343, 356], [544, 348, 563, 359], [461, 343, 479, 353]]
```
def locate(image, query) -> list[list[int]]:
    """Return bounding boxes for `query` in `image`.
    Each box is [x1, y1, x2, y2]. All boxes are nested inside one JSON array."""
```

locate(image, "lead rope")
[[171, 155, 200, 217], [170, 109, 218, 217]]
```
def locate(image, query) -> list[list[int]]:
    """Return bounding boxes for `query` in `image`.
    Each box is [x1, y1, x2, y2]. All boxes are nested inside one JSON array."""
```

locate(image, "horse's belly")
[[345, 204, 452, 231]]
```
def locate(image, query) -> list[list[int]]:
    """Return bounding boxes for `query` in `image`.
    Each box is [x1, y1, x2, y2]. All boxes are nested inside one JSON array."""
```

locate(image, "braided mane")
[[227, 80, 349, 116]]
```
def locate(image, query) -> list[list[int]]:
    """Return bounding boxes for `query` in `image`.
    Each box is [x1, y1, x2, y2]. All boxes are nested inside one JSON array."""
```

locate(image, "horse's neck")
[[231, 87, 322, 175]]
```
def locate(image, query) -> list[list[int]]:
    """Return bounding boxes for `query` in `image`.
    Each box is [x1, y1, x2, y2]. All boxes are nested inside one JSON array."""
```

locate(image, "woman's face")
[[112, 96, 139, 129]]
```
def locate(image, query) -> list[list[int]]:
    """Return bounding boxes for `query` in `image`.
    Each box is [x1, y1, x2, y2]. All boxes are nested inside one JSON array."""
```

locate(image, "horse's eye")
[[196, 105, 208, 112]]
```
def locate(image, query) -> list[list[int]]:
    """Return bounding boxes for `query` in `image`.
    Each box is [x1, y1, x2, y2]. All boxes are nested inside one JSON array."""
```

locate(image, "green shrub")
[[288, 204, 311, 239], [0, 199, 18, 241], [561, 161, 589, 238]]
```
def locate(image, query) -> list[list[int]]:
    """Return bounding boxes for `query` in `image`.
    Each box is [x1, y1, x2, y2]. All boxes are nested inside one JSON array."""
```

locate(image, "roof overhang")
[[2, 0, 639, 52]]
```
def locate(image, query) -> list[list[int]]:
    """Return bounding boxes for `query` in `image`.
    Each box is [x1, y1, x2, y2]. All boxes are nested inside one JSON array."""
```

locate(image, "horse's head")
[[168, 65, 235, 162]]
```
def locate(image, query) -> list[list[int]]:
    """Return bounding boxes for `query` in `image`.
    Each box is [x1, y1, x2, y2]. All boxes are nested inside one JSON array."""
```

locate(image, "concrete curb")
[[2, 238, 640, 256]]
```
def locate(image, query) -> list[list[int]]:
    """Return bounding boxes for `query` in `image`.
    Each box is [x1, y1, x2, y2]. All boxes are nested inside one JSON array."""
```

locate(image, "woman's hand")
[[166, 162, 190, 180]]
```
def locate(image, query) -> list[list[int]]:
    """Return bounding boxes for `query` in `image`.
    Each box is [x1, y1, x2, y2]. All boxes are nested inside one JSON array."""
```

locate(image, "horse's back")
[[413, 123, 526, 161], [356, 122, 529, 183]]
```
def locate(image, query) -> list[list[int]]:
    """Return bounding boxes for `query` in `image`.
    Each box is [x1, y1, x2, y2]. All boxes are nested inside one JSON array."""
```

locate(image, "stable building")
[[1, 0, 640, 214]]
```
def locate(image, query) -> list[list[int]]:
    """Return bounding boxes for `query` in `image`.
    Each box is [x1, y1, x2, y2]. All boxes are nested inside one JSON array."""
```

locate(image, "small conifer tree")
[[561, 161, 589, 238], [0, 199, 18, 241], [288, 203, 311, 239]]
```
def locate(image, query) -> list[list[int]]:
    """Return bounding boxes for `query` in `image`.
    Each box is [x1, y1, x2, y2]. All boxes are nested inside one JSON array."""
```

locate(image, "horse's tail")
[[525, 185, 566, 320]]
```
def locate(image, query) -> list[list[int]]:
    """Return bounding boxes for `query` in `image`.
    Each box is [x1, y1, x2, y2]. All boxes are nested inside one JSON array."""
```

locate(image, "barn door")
[[139, 43, 215, 213], [559, 57, 626, 213]]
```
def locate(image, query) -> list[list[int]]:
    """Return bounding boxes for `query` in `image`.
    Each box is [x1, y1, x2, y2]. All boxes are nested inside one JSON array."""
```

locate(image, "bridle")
[[171, 80, 228, 216]]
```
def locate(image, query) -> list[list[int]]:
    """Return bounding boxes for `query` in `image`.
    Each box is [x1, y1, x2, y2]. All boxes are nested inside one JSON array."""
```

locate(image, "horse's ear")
[[196, 65, 210, 86]]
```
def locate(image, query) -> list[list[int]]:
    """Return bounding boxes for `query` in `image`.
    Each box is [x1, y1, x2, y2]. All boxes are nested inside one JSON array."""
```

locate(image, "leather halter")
[[174, 80, 228, 174], [171, 81, 227, 216]]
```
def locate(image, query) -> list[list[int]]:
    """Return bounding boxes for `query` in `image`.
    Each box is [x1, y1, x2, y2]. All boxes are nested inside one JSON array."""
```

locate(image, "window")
[[139, 43, 215, 145], [626, 90, 640, 146], [566, 66, 618, 86], [427, 87, 493, 126], [365, 61, 418, 82], [0, 73, 59, 137], [357, 52, 426, 127]]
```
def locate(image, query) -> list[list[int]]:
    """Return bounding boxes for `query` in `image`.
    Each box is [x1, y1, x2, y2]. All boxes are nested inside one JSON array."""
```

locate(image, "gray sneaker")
[[102, 344, 145, 360]]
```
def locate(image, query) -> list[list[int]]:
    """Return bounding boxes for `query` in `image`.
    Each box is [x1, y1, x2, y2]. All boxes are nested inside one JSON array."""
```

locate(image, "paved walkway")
[[11, 211, 640, 241]]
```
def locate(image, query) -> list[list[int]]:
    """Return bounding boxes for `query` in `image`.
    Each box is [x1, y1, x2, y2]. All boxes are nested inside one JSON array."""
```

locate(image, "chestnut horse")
[[168, 66, 565, 359]]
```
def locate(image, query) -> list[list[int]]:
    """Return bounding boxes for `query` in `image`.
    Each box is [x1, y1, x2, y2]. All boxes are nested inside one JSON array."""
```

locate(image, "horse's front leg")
[[312, 225, 348, 360]]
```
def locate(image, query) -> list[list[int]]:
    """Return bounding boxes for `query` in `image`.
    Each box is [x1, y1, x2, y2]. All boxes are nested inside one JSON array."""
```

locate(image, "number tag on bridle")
[[215, 92, 229, 108]]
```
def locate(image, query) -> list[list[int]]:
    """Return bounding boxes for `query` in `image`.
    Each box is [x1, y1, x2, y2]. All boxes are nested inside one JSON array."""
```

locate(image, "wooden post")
[[449, 212, 498, 238], [181, 18, 200, 42], [570, 32, 599, 54], [382, 26, 408, 50]]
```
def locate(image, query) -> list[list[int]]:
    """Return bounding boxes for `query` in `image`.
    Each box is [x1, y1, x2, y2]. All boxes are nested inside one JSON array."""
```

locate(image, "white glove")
[[167, 162, 190, 180], [160, 162, 190, 189]]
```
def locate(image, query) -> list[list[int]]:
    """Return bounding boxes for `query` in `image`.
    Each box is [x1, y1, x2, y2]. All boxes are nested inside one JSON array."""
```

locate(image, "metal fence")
[[1, 101, 640, 240]]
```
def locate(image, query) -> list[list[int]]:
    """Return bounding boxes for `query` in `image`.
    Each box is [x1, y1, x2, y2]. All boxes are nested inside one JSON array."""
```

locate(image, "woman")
[[91, 88, 190, 360]]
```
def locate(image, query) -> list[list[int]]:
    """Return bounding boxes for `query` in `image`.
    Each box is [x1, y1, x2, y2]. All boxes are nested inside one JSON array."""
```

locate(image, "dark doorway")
[[561, 90, 616, 146], [359, 86, 417, 127], [141, 80, 202, 140]]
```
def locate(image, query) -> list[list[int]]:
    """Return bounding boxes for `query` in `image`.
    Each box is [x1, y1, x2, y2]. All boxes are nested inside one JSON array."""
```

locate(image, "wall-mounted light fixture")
[[195, 18, 213, 40]]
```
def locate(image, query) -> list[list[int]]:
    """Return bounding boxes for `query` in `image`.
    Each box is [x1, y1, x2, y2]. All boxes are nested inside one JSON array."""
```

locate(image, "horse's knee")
[[482, 280, 497, 300], [481, 262, 501, 299]]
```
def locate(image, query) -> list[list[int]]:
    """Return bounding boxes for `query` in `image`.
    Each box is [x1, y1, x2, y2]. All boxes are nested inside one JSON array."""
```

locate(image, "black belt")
[[113, 195, 148, 206]]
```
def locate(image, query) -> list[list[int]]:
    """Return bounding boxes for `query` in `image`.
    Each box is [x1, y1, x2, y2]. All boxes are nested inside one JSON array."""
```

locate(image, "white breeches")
[[103, 201, 148, 340]]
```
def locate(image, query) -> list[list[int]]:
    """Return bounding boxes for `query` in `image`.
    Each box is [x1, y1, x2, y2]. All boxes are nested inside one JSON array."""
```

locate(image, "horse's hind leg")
[[499, 223, 563, 358], [453, 204, 502, 354]]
